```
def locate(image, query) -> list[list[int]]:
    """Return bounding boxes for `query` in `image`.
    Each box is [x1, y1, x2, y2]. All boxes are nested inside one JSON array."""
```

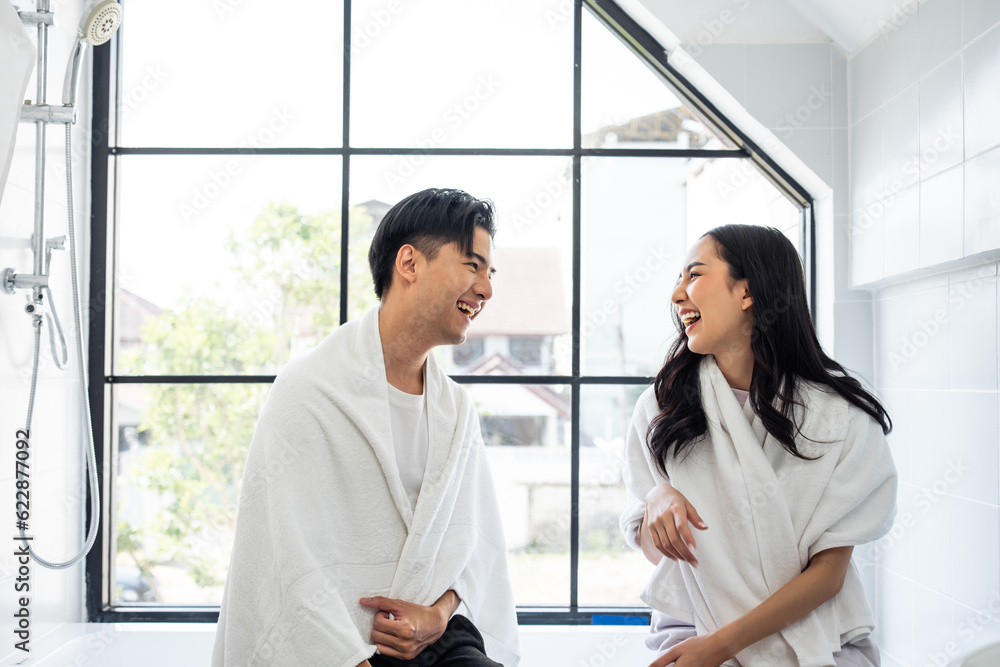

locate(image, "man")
[[213, 188, 520, 667]]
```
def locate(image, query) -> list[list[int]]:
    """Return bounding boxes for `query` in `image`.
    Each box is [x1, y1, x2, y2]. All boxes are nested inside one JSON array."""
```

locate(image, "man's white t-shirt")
[[387, 383, 429, 510]]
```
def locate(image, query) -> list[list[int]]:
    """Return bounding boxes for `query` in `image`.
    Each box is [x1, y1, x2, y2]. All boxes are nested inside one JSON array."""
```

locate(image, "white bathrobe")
[[213, 306, 520, 667], [621, 356, 897, 667]]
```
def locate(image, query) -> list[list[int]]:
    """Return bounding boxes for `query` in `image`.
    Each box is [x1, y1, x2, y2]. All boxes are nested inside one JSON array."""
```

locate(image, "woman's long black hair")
[[647, 224, 891, 471]]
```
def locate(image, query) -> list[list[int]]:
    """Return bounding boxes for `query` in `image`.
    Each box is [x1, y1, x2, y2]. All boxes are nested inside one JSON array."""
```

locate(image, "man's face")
[[416, 226, 495, 346]]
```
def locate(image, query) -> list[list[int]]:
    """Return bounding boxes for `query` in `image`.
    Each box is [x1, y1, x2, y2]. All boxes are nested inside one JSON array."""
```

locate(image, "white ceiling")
[[638, 0, 913, 54]]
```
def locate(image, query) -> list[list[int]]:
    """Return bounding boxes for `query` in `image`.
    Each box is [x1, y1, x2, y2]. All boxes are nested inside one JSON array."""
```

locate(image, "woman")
[[620, 225, 897, 667]]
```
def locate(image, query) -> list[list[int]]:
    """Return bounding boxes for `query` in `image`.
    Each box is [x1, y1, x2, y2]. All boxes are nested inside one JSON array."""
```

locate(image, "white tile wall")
[[919, 57, 965, 179], [946, 392, 999, 505], [832, 299, 874, 377], [833, 128, 849, 216], [878, 568, 917, 665], [951, 596, 1000, 655], [852, 108, 884, 209], [963, 0, 1000, 45], [920, 0, 964, 77], [883, 85, 920, 190], [964, 146, 1000, 255], [874, 293, 909, 388], [883, 185, 920, 275], [951, 498, 1000, 608], [852, 11, 1000, 287], [745, 44, 833, 131], [688, 44, 747, 109], [919, 165, 964, 267], [853, 37, 884, 123], [868, 256, 1000, 662], [780, 128, 833, 184], [912, 584, 956, 662], [851, 208, 885, 289], [881, 17, 921, 104], [832, 50, 849, 129], [906, 281, 950, 386], [963, 26, 1000, 159], [949, 277, 998, 391]]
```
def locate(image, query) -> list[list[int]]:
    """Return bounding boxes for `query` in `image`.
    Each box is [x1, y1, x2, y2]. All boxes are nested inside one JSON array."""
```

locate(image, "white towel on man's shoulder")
[[213, 306, 520, 667], [621, 355, 897, 667]]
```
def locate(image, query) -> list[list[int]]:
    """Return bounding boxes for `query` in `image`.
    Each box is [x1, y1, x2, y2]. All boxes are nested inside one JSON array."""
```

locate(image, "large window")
[[87, 0, 812, 622]]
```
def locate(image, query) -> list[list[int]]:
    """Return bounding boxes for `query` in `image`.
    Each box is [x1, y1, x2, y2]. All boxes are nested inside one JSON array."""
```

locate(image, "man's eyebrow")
[[470, 252, 497, 275]]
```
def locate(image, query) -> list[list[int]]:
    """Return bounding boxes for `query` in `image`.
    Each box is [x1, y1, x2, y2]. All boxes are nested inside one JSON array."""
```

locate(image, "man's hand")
[[359, 591, 459, 660]]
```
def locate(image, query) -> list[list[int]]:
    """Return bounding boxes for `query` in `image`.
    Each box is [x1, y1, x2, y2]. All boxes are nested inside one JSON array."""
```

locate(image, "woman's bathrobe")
[[620, 356, 897, 667], [213, 306, 520, 667]]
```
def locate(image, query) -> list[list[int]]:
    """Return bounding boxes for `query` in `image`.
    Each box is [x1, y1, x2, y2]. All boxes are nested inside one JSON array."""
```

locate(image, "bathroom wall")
[[849, 0, 1000, 664], [0, 0, 90, 643]]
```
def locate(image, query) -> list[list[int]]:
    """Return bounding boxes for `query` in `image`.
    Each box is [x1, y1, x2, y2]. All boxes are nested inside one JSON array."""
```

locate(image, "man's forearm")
[[432, 589, 461, 620]]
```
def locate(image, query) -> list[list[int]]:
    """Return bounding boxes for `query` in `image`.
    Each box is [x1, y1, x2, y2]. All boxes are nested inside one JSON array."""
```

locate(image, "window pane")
[[578, 384, 654, 606], [350, 0, 573, 148], [582, 10, 736, 150], [581, 157, 687, 376], [114, 383, 269, 604], [470, 383, 571, 606], [114, 156, 345, 375], [582, 156, 800, 376], [348, 155, 573, 376], [119, 1, 343, 147], [685, 157, 803, 256]]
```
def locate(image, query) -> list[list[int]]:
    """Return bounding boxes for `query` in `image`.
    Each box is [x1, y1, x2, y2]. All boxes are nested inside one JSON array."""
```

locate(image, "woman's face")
[[671, 235, 754, 358]]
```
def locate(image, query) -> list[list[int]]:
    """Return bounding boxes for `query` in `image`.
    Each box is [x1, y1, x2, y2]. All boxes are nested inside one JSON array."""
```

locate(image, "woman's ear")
[[741, 285, 754, 311]]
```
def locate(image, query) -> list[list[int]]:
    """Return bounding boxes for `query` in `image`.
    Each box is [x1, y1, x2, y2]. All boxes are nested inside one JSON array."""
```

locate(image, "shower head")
[[78, 0, 123, 46], [62, 1, 123, 107]]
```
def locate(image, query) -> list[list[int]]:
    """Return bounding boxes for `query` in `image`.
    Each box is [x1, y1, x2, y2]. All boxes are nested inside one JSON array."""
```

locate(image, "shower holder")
[[20, 103, 75, 125], [18, 10, 55, 28], [2, 268, 48, 295]]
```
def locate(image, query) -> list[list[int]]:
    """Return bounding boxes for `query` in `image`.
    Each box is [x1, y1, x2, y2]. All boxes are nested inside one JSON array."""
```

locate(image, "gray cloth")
[[647, 610, 881, 667]]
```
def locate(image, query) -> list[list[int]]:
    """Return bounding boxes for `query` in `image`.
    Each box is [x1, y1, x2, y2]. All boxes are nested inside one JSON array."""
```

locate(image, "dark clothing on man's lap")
[[368, 615, 503, 667]]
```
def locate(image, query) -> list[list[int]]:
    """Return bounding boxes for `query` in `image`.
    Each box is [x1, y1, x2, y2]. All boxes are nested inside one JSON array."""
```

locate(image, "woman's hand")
[[642, 483, 708, 567], [649, 634, 730, 667]]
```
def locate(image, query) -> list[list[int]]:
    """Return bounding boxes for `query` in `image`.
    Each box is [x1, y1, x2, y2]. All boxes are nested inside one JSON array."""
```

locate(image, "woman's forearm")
[[637, 518, 664, 566], [711, 546, 854, 658]]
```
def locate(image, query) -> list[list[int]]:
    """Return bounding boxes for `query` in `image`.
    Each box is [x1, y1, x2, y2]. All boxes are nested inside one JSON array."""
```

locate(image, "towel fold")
[[621, 356, 896, 667]]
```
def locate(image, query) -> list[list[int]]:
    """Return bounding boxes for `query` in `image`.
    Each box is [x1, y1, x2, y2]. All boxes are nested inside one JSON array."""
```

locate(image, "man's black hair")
[[368, 188, 497, 300]]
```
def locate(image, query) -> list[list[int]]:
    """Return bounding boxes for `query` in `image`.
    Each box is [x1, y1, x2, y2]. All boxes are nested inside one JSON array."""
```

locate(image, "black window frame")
[[86, 0, 815, 624]]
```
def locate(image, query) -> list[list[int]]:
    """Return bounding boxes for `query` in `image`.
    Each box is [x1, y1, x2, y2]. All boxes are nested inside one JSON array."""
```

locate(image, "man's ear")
[[394, 244, 420, 286]]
